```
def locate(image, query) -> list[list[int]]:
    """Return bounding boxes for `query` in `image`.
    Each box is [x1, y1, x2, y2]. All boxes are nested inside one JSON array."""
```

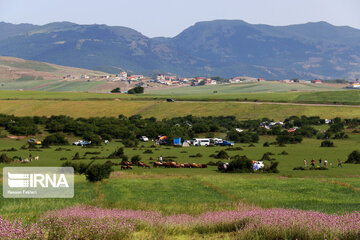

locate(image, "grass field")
[[1, 133, 360, 221], [1, 89, 360, 239], [1, 81, 360, 105], [1, 100, 360, 119]]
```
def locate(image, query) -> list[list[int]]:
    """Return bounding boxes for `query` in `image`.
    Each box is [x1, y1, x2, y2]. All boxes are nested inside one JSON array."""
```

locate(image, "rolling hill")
[[0, 20, 360, 79]]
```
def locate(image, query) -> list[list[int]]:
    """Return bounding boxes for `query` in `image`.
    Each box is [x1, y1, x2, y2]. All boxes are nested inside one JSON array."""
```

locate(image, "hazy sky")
[[0, 0, 359, 37]]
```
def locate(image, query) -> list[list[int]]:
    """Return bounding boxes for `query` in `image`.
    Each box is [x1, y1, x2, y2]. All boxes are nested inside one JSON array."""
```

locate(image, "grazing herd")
[[120, 161, 207, 170], [153, 161, 207, 168], [17, 156, 39, 163]]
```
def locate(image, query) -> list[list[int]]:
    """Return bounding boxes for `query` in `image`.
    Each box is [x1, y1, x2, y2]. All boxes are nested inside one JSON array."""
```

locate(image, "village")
[[62, 71, 360, 89]]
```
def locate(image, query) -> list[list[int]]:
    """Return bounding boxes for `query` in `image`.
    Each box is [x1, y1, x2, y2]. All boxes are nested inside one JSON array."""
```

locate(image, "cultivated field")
[[1, 90, 360, 239]]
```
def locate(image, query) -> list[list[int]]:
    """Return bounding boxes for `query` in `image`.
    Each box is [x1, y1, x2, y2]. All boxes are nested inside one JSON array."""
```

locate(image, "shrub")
[[72, 152, 81, 160], [108, 148, 126, 159], [131, 155, 141, 163], [0, 153, 12, 163], [279, 151, 289, 155], [262, 161, 279, 173], [260, 153, 276, 161], [293, 166, 305, 170], [43, 133, 69, 146], [189, 153, 203, 158], [226, 155, 253, 173], [276, 135, 302, 144], [213, 150, 229, 159], [320, 140, 334, 147], [60, 157, 67, 161], [110, 87, 121, 93], [85, 162, 113, 182], [122, 139, 138, 147], [143, 149, 153, 154], [346, 150, 360, 164], [127, 86, 144, 94], [263, 142, 270, 147]]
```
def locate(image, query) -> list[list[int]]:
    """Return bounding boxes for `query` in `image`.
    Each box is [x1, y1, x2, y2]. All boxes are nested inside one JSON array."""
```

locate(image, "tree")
[[85, 162, 113, 182], [227, 155, 253, 173], [320, 140, 334, 147], [128, 86, 144, 94], [346, 150, 360, 164], [0, 153, 12, 163], [43, 133, 69, 146], [110, 87, 121, 93]]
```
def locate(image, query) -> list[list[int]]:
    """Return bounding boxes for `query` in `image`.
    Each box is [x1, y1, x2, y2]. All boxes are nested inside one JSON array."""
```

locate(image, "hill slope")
[[0, 20, 360, 79], [0, 56, 107, 81]]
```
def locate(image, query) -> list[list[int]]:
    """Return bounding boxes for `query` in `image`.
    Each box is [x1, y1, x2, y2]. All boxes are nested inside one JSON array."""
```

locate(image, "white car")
[[253, 161, 264, 170], [140, 136, 149, 142]]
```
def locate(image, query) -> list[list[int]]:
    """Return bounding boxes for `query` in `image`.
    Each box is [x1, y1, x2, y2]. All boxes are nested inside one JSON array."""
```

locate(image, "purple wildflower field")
[[1, 205, 359, 239]]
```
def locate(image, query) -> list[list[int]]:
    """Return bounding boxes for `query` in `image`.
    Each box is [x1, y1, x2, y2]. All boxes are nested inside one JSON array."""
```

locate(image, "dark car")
[[218, 140, 234, 146], [166, 98, 175, 102]]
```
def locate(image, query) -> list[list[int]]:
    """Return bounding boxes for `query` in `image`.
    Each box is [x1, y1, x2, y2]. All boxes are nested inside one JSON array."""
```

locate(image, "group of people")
[[303, 158, 343, 168]]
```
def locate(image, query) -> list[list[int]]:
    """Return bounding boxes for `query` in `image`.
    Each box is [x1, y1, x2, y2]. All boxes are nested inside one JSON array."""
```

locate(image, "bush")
[[143, 149, 153, 154], [131, 155, 141, 163], [127, 86, 144, 94], [0, 153, 12, 163], [189, 153, 203, 158], [262, 161, 279, 173], [213, 150, 229, 159], [320, 140, 334, 147], [110, 87, 121, 93], [43, 133, 69, 146], [346, 150, 360, 164], [83, 133, 102, 146], [279, 151, 289, 155], [85, 162, 113, 182], [260, 153, 276, 161], [226, 155, 253, 173], [276, 135, 302, 144], [72, 152, 81, 160], [108, 148, 126, 159], [293, 166, 305, 170], [122, 139, 138, 147], [263, 142, 270, 147]]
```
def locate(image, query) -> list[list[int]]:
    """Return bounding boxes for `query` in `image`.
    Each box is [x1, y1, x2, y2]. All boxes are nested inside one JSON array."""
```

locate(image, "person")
[[19, 156, 22, 162], [337, 159, 343, 168], [303, 159, 307, 168], [324, 159, 328, 167], [159, 155, 163, 163], [311, 158, 315, 168], [29, 153, 32, 161], [319, 158, 322, 167]]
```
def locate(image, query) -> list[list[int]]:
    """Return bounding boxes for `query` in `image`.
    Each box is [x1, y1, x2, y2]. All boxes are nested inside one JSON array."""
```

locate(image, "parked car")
[[253, 161, 264, 170], [166, 98, 175, 102], [217, 140, 234, 146], [28, 139, 42, 145], [72, 140, 91, 146], [139, 136, 149, 142], [192, 138, 210, 146]]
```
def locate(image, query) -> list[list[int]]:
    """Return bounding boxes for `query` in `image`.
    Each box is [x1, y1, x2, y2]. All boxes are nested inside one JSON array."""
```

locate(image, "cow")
[[34, 156, 39, 161]]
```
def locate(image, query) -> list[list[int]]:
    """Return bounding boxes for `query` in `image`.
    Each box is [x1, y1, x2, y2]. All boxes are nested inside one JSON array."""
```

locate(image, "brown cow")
[[191, 163, 199, 168], [153, 162, 163, 168], [143, 163, 150, 169], [137, 162, 145, 167]]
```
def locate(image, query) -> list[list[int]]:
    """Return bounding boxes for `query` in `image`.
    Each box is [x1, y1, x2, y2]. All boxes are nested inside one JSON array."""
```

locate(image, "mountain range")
[[0, 20, 360, 80]]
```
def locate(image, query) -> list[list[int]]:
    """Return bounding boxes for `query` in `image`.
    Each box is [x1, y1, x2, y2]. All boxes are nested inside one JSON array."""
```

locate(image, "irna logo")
[[3, 167, 74, 198], [7, 172, 69, 188]]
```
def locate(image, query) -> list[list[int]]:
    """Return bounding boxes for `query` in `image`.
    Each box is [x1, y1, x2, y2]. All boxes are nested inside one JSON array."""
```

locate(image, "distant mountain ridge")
[[0, 20, 360, 79]]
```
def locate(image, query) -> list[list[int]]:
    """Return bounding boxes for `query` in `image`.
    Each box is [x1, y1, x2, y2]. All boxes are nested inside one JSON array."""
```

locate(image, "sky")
[[0, 0, 359, 37]]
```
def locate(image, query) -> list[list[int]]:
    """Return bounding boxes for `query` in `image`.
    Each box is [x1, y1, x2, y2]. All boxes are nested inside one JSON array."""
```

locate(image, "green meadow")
[[1, 133, 360, 220]]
